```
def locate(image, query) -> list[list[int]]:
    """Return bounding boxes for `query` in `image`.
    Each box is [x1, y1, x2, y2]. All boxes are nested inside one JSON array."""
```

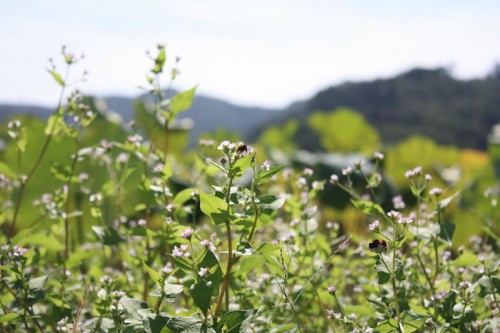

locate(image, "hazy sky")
[[1, 0, 499, 108]]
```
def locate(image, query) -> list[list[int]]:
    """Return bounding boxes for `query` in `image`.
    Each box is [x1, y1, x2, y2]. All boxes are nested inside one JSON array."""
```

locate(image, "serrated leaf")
[[170, 86, 196, 114]]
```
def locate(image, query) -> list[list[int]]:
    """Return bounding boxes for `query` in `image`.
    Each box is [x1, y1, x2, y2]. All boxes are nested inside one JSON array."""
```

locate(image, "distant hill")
[[2, 66, 500, 150], [266, 67, 500, 150], [0, 94, 281, 146]]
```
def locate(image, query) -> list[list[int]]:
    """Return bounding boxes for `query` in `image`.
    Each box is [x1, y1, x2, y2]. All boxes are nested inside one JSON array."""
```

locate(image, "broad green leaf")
[[239, 256, 263, 274], [44, 110, 65, 135], [199, 190, 229, 225], [229, 153, 253, 178], [218, 310, 259, 333], [438, 223, 455, 242], [190, 282, 214, 316], [166, 315, 216, 333], [119, 298, 149, 322], [163, 283, 184, 303], [344, 305, 376, 317], [452, 252, 478, 267], [92, 226, 124, 245], [0, 162, 17, 179], [142, 261, 162, 285], [259, 194, 285, 212], [255, 165, 285, 185], [170, 86, 196, 114], [172, 187, 197, 206], [17, 233, 64, 251], [0, 313, 20, 323]]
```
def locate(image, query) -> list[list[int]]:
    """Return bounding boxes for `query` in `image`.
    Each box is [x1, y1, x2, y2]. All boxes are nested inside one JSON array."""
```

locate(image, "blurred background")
[[1, 0, 499, 246]]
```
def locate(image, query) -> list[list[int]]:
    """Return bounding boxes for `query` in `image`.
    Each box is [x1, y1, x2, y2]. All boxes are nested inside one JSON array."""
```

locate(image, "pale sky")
[[1, 0, 499, 108]]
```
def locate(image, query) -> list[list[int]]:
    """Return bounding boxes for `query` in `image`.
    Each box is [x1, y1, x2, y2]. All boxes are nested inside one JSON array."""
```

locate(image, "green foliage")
[[0, 46, 498, 333], [308, 107, 380, 153]]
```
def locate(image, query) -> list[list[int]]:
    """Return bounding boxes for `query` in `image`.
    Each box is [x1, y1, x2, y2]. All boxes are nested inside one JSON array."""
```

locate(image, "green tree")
[[308, 107, 380, 153]]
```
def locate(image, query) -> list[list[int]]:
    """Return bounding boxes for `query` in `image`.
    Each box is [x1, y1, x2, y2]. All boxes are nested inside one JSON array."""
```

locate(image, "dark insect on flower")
[[236, 144, 248, 154], [369, 239, 387, 252]]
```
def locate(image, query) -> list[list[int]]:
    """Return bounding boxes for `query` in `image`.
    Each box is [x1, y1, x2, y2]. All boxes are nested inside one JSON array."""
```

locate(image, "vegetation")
[[0, 46, 498, 332]]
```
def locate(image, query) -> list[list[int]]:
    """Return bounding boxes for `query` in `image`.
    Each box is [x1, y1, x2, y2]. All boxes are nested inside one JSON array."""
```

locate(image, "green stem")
[[8, 65, 71, 238]]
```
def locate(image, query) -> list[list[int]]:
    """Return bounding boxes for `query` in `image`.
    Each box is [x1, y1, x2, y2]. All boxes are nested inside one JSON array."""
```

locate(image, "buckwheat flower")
[[369, 220, 380, 231], [312, 180, 324, 190], [342, 166, 353, 176], [8, 119, 21, 129], [198, 267, 210, 277], [261, 160, 271, 171], [171, 246, 184, 258], [425, 173, 432, 181], [303, 167, 314, 176], [78, 173, 89, 181], [374, 152, 384, 161], [296, 177, 307, 188], [138, 219, 147, 227], [162, 263, 173, 274], [457, 267, 466, 274], [153, 163, 164, 173], [468, 235, 482, 245], [399, 216, 414, 224], [392, 195, 406, 209], [100, 139, 113, 149], [112, 290, 126, 299], [11, 246, 28, 257], [329, 174, 339, 185], [117, 152, 129, 163], [326, 221, 339, 230], [354, 160, 364, 171], [387, 210, 402, 221], [429, 187, 443, 196], [180, 227, 194, 239], [100, 275, 112, 284], [166, 203, 177, 213], [327, 284, 337, 295], [478, 252, 485, 263], [441, 250, 451, 260], [89, 193, 102, 203], [459, 281, 471, 289], [290, 218, 300, 226], [217, 140, 235, 152]]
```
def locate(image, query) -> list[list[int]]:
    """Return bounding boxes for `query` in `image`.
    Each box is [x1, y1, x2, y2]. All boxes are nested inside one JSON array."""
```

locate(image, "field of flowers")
[[0, 46, 498, 332]]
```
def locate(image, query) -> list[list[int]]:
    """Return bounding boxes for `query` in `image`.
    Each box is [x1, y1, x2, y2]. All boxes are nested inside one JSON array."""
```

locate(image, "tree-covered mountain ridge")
[[1, 66, 499, 150], [282, 66, 500, 150]]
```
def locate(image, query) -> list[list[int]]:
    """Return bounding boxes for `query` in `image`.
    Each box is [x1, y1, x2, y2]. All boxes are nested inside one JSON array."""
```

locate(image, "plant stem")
[[8, 65, 70, 238]]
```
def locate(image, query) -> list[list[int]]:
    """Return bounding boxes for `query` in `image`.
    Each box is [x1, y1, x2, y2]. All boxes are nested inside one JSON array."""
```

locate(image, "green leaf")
[[0, 162, 17, 179], [50, 162, 79, 182], [229, 153, 254, 178], [166, 316, 216, 333], [199, 250, 223, 288], [239, 256, 263, 274], [152, 46, 166, 74], [218, 310, 259, 333], [438, 223, 455, 242], [44, 113, 65, 135], [375, 320, 399, 333], [172, 187, 197, 206], [190, 282, 214, 316], [255, 165, 285, 185], [170, 87, 197, 115], [351, 199, 385, 216], [142, 261, 162, 285], [452, 252, 478, 267], [0, 313, 20, 323], [163, 283, 184, 303], [92, 226, 125, 245], [438, 191, 461, 210], [119, 298, 149, 322], [17, 233, 64, 251], [259, 194, 285, 212], [199, 190, 229, 225], [47, 69, 65, 86]]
